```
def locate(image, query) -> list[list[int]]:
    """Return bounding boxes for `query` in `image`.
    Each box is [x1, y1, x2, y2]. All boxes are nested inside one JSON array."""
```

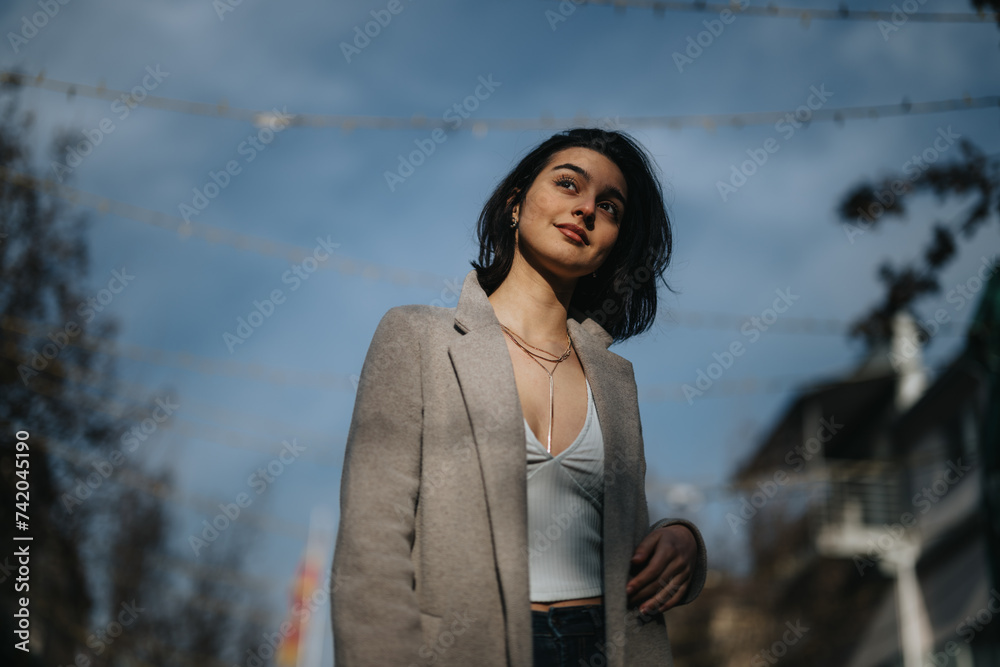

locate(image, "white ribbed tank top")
[[524, 377, 605, 601]]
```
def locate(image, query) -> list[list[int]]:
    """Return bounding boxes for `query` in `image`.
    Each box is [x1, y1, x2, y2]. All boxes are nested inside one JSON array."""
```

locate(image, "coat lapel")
[[568, 304, 644, 650], [448, 269, 532, 661], [448, 268, 642, 665]]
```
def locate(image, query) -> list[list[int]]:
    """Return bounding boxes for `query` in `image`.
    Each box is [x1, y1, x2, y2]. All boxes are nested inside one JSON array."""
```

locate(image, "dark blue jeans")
[[532, 604, 606, 666]]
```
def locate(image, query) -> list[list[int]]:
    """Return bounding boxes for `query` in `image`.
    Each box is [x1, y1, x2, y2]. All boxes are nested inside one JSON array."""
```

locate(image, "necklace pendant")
[[546, 374, 554, 455]]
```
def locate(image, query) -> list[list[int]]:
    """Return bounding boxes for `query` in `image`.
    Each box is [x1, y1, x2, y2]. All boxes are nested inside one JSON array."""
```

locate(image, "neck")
[[487, 253, 577, 346]]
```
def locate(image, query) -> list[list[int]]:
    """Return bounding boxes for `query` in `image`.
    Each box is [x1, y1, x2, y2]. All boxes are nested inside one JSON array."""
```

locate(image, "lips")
[[555, 223, 589, 245]]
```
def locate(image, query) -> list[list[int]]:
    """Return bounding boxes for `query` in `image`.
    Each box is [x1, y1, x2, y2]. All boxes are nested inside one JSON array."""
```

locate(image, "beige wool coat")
[[330, 268, 707, 666]]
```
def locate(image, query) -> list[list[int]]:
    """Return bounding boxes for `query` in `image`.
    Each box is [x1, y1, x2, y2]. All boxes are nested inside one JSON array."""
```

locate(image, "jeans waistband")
[[531, 604, 604, 637]]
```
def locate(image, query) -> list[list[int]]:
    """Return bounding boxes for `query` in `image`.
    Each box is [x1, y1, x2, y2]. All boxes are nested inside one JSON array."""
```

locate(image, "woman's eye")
[[554, 176, 577, 190], [600, 202, 621, 220]]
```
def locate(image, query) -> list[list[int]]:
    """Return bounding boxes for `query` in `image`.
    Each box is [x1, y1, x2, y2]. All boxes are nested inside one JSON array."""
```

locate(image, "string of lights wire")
[[0, 171, 980, 343], [2, 316, 853, 401], [2, 341, 343, 465], [2, 312, 356, 390], [16, 340, 960, 495], [547, 0, 998, 23], [16, 337, 947, 488], [40, 435, 310, 540], [41, 416, 949, 505], [1, 99, 995, 301], [0, 294, 969, 401], [0, 166, 445, 289], [4, 70, 996, 131], [4, 311, 971, 403]]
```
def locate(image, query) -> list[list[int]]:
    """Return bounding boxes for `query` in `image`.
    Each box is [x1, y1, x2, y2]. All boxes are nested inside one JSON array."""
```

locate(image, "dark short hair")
[[470, 128, 673, 343]]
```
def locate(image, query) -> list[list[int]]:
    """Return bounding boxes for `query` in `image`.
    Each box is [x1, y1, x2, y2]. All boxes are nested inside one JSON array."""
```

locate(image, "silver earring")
[[592, 272, 597, 278], [510, 214, 518, 229]]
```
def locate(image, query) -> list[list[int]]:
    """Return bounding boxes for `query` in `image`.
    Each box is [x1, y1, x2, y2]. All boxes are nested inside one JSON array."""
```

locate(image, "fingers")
[[626, 535, 682, 600], [656, 578, 690, 612], [629, 530, 659, 564], [626, 552, 670, 603], [626, 537, 693, 612], [628, 565, 689, 610], [632, 572, 691, 615]]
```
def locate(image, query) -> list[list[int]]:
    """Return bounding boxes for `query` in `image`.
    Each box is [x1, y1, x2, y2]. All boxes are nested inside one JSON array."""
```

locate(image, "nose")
[[573, 198, 596, 227]]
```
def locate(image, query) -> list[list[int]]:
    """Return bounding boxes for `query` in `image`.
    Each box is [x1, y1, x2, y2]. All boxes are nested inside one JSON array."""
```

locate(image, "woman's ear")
[[505, 187, 521, 210]]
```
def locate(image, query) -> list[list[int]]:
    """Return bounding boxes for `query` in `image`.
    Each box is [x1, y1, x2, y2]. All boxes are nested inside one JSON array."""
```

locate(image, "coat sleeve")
[[331, 306, 425, 665], [647, 516, 708, 607], [629, 358, 708, 610]]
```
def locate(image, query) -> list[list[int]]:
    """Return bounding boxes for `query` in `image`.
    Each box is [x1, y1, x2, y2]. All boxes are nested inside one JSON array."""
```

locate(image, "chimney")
[[889, 311, 927, 411]]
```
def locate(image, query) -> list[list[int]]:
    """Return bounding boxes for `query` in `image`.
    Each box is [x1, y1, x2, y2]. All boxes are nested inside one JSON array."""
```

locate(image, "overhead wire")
[[0, 317, 850, 401], [3, 309, 974, 403], [39, 435, 311, 540], [3, 70, 997, 132], [2, 312, 357, 390], [546, 0, 998, 24], [0, 165, 446, 290], [0, 293, 970, 401], [1, 338, 343, 464]]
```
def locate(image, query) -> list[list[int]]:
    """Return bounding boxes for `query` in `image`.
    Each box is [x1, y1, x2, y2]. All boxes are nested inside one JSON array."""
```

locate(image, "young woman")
[[331, 128, 707, 667]]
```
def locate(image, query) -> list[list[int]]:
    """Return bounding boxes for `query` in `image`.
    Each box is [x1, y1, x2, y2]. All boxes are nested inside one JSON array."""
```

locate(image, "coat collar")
[[452, 268, 615, 349], [447, 268, 641, 664]]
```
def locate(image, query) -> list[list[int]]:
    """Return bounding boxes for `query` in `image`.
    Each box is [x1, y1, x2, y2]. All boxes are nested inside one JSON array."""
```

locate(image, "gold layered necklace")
[[499, 323, 573, 455]]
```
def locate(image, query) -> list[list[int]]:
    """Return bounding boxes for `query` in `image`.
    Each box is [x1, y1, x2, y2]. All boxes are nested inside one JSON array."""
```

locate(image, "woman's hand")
[[625, 524, 697, 615]]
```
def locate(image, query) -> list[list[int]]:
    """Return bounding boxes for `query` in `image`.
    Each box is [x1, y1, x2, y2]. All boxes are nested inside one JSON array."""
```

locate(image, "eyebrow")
[[550, 162, 627, 206]]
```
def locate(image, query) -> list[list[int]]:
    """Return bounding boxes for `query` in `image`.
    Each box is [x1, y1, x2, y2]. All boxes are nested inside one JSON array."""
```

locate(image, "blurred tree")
[[972, 0, 1000, 26], [965, 269, 1000, 640], [835, 139, 999, 345], [0, 75, 266, 667]]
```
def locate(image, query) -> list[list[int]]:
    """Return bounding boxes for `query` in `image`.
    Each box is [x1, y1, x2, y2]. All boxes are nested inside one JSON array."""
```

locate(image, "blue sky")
[[5, 0, 999, 661]]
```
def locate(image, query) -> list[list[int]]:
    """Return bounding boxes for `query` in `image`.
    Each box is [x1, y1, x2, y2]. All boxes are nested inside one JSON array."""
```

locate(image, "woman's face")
[[513, 147, 627, 282]]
